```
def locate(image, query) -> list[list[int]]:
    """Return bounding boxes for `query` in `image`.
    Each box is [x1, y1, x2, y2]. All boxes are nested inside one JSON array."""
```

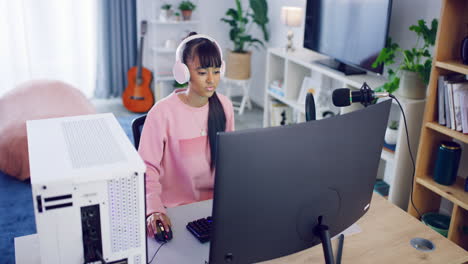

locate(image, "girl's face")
[[186, 55, 221, 99]]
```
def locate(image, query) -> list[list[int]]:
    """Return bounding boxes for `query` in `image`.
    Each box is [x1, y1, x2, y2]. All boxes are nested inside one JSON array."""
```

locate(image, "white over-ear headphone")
[[172, 34, 225, 84]]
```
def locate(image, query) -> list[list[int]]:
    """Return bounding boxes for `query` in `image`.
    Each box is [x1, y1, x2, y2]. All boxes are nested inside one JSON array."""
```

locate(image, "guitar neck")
[[136, 35, 145, 80], [136, 20, 148, 82]]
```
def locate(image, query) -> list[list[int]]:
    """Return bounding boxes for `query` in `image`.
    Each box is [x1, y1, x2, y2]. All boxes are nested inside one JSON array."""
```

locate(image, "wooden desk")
[[15, 193, 468, 263], [261, 193, 468, 264]]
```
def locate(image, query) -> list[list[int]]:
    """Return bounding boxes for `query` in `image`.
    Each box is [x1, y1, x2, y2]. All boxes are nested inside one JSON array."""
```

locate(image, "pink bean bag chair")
[[0, 80, 96, 181]]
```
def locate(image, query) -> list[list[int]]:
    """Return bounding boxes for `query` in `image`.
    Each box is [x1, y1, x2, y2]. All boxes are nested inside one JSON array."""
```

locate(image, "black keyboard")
[[186, 216, 213, 243]]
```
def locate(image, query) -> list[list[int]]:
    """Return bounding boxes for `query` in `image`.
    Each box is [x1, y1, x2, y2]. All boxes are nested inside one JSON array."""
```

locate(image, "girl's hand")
[[146, 212, 172, 237]]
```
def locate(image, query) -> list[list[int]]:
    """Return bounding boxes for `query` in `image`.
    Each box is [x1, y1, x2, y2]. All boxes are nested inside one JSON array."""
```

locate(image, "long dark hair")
[[182, 32, 226, 169]]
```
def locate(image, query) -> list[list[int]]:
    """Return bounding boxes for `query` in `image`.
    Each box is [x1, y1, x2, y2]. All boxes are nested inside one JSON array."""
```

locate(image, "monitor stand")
[[316, 58, 366, 75], [314, 216, 341, 264]]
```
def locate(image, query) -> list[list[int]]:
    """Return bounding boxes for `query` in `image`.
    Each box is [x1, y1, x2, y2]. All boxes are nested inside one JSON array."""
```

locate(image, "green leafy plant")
[[178, 1, 196, 11], [173, 81, 188, 88], [161, 3, 172, 10], [220, 0, 269, 53], [389, 120, 399, 130], [372, 19, 438, 94]]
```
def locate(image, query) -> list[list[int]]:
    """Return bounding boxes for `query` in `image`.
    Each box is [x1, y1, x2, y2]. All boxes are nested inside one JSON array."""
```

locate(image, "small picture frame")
[[297, 76, 321, 105]]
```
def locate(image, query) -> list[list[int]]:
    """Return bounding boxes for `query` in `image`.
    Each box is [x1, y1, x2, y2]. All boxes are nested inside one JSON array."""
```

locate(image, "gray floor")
[[91, 97, 264, 131]]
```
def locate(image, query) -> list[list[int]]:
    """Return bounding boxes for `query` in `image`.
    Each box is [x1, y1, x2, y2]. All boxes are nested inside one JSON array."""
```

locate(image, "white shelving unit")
[[137, 0, 200, 101], [151, 47, 177, 54], [263, 48, 390, 126], [149, 20, 200, 25], [263, 47, 426, 209]]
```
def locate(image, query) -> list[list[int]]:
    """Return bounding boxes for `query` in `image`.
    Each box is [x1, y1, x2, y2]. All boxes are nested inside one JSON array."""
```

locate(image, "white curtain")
[[0, 0, 97, 97]]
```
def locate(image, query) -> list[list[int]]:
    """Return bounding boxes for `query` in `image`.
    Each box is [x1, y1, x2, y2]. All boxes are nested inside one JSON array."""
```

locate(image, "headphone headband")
[[173, 34, 225, 84], [175, 34, 224, 63]]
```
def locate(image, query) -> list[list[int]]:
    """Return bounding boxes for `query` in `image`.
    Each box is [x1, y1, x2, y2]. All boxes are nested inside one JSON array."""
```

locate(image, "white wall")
[[388, 0, 441, 51]]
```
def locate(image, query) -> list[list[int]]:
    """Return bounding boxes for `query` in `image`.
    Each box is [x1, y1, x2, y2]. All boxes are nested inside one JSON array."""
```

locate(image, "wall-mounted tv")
[[303, 0, 392, 75]]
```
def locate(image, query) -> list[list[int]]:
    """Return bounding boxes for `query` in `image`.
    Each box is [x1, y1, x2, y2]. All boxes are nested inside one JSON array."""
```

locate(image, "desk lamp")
[[281, 6, 303, 52]]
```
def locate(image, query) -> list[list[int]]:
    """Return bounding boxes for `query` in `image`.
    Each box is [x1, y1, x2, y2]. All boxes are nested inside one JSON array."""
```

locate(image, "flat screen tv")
[[303, 0, 392, 75]]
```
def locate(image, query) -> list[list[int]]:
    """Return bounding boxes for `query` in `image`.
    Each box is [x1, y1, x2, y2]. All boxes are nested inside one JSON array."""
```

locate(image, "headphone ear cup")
[[220, 60, 226, 76], [173, 61, 190, 84]]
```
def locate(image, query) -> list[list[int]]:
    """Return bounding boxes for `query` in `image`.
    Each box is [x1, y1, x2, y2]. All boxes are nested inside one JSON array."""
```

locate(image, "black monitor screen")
[[209, 100, 392, 263], [303, 0, 392, 74]]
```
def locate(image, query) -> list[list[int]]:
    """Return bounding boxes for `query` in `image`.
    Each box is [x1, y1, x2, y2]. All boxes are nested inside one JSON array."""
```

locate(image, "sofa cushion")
[[0, 80, 96, 181]]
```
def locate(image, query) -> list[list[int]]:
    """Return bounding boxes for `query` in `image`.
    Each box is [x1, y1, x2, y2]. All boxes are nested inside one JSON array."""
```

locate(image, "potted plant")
[[372, 19, 438, 99], [220, 0, 269, 80], [159, 3, 173, 22], [174, 12, 181, 21], [178, 1, 196, 21], [385, 120, 399, 145], [173, 80, 188, 88]]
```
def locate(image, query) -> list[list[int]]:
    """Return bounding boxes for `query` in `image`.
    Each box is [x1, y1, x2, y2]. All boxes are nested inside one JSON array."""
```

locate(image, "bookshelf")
[[262, 48, 427, 209], [137, 0, 200, 101], [408, 0, 468, 250]]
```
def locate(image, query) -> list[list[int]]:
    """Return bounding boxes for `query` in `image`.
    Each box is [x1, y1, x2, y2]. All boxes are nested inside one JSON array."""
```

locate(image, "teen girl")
[[138, 32, 235, 239]]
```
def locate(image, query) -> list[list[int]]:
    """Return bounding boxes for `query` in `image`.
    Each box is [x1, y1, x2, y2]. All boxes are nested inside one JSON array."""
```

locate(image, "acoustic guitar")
[[123, 20, 154, 113]]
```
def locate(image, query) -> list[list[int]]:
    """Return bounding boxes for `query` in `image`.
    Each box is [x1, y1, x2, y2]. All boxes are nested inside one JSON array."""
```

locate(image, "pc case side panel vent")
[[108, 175, 141, 253], [62, 118, 127, 169], [134, 254, 141, 264]]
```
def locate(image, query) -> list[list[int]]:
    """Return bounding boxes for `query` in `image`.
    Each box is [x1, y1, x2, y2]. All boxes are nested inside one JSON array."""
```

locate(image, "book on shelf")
[[268, 80, 284, 97], [459, 89, 468, 134], [269, 86, 285, 97], [438, 74, 467, 131], [438, 75, 446, 125], [156, 69, 173, 76], [452, 83, 468, 132], [383, 142, 396, 152], [269, 99, 293, 127], [447, 82, 456, 129], [444, 76, 452, 129]]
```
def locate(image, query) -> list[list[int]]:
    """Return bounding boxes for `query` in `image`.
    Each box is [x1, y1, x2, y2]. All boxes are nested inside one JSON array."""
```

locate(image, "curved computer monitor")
[[209, 100, 392, 263]]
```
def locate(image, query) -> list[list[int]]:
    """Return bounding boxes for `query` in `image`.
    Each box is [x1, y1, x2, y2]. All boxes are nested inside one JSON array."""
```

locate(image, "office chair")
[[132, 114, 147, 150]]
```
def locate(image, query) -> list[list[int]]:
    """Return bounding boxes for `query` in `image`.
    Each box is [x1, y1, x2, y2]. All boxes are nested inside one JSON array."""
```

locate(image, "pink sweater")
[[139, 89, 235, 216]]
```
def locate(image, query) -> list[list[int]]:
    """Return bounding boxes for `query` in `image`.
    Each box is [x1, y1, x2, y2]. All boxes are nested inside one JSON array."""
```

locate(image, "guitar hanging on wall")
[[123, 20, 154, 113]]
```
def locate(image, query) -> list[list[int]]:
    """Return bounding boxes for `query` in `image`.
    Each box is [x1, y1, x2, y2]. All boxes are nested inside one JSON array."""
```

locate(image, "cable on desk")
[[148, 241, 166, 264], [390, 94, 422, 219]]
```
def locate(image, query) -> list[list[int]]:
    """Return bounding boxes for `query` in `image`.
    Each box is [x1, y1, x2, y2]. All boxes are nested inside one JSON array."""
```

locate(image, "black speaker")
[[305, 92, 316, 121], [462, 36, 468, 65]]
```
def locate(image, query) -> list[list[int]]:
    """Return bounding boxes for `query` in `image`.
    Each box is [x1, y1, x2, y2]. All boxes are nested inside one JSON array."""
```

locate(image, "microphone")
[[332, 82, 389, 107], [305, 92, 316, 121]]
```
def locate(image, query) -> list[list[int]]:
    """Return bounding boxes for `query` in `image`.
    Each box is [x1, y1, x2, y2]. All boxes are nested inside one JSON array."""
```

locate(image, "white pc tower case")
[[27, 113, 147, 264]]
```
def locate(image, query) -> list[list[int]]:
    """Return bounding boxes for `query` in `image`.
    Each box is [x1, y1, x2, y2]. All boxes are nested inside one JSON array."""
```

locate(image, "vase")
[[159, 9, 173, 22], [384, 127, 398, 145], [225, 50, 252, 80], [462, 35, 468, 65], [396, 70, 427, 99], [181, 10, 192, 21]]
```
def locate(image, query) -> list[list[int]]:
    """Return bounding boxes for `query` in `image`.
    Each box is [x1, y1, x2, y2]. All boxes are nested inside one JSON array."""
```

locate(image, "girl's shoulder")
[[147, 92, 179, 117], [153, 92, 183, 109]]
